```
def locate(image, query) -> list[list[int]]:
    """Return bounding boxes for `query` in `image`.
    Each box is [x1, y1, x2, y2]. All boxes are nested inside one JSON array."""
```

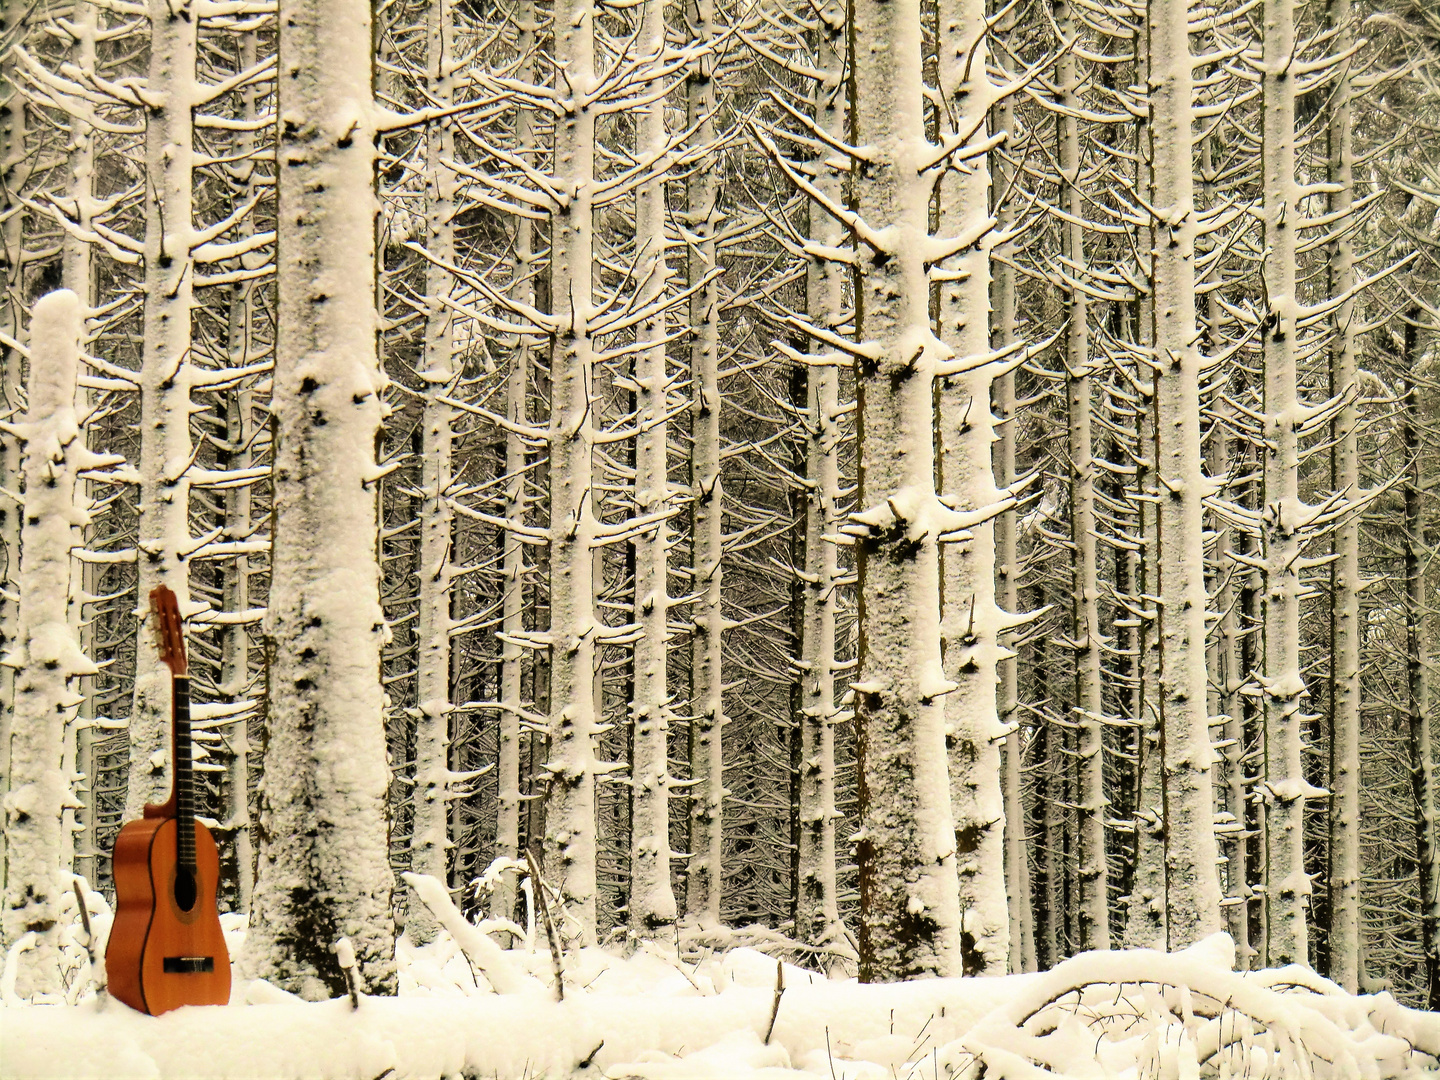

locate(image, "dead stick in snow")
[[764, 958, 785, 1044], [577, 1039, 605, 1069], [71, 878, 105, 1000], [334, 937, 362, 1008], [526, 848, 565, 1002]]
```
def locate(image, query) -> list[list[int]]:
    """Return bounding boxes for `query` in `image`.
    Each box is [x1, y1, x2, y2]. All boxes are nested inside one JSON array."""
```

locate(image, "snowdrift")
[[2, 894, 1437, 1079]]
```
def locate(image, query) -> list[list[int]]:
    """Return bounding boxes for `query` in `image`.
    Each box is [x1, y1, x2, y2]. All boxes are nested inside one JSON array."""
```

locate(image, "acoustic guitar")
[[106, 585, 231, 1014]]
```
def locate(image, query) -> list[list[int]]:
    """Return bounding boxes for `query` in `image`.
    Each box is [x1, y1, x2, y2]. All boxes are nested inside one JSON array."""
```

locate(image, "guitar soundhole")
[[174, 866, 198, 912], [163, 956, 214, 974]]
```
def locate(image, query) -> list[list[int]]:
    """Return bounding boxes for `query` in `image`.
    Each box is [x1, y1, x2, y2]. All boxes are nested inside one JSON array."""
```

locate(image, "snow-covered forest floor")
[[4, 898, 1439, 1080]]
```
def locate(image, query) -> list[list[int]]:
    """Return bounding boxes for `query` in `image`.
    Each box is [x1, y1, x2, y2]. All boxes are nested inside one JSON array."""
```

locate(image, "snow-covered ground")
[[3, 892, 1438, 1079]]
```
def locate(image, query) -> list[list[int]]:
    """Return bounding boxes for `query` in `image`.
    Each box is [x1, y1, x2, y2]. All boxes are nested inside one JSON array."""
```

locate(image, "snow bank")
[[2, 933, 1436, 1078]]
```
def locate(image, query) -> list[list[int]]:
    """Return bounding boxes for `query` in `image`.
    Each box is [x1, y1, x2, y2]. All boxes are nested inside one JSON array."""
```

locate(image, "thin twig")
[[764, 958, 785, 1044], [525, 847, 565, 1002]]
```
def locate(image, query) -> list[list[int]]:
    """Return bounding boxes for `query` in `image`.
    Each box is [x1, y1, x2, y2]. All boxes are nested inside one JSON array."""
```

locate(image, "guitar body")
[[106, 814, 231, 1015]]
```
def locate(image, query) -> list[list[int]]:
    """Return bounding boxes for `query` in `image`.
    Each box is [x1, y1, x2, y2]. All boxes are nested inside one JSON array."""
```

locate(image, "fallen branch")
[[1, 932, 38, 1006], [637, 939, 711, 995], [401, 872, 529, 994]]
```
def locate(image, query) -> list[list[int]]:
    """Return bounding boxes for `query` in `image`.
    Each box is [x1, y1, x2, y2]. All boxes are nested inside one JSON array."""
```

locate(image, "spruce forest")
[[0, 0, 1438, 1065]]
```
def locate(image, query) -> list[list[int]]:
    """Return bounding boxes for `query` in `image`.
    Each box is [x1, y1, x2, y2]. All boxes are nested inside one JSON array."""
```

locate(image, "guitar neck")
[[172, 674, 196, 873]]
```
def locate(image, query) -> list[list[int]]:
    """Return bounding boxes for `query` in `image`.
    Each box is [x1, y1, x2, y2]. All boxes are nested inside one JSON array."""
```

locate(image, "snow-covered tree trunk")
[[1054, 2, 1107, 952], [1125, 20, 1165, 950], [127, 0, 199, 821], [794, 0, 846, 953], [219, 384, 255, 913], [1148, 0, 1221, 949], [991, 78, 1033, 973], [850, 0, 964, 982], [797, 360, 844, 950], [685, 0, 725, 928], [628, 0, 676, 942], [0, 291, 99, 997], [1239, 467, 1265, 968], [407, 0, 459, 947], [1402, 352, 1439, 1010], [62, 0, 98, 884], [1127, 410, 1166, 942], [493, 0, 537, 931], [1324, 0, 1361, 994], [1037, 706, 1062, 967], [1259, 0, 1310, 966], [1210, 399, 1250, 959], [543, 0, 603, 945], [217, 27, 262, 916], [60, 1, 95, 301], [1196, 113, 1250, 963], [0, 12, 31, 877], [0, 367, 14, 897], [935, 0, 1010, 978], [242, 0, 396, 998]]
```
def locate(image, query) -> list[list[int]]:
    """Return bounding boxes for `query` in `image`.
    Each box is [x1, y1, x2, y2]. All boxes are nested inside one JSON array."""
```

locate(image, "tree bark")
[[1053, 0, 1107, 952], [407, 0, 460, 946], [1148, 0, 1222, 949], [242, 0, 396, 998], [685, 0, 725, 928], [1324, 0, 1361, 994], [628, 0, 677, 941], [935, 0, 1011, 978], [795, 0, 847, 954], [1260, 0, 1311, 966], [989, 30, 1034, 974], [493, 0, 538, 934], [127, 0, 200, 823], [1, 292, 99, 996], [851, 0, 965, 979], [542, 0, 603, 945], [1401, 326, 1439, 1010]]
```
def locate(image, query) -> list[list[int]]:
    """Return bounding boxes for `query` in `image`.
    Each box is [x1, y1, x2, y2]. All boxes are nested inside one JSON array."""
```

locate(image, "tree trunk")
[[219, 388, 255, 914], [126, 0, 201, 823], [1211, 399, 1251, 961], [1124, 18, 1166, 951], [851, 0, 965, 980], [1126, 385, 1166, 949], [1401, 328, 1439, 1010], [0, 2, 33, 900], [989, 38, 1034, 974], [935, 0, 1010, 978], [493, 0, 537, 934], [685, 0, 725, 928], [242, 0, 396, 998], [1, 292, 98, 996], [1148, 0, 1222, 949], [1053, 0, 1107, 952], [1260, 0, 1311, 966], [216, 26, 262, 916], [542, 0, 603, 945], [795, 0, 847, 954], [1324, 0, 1361, 994], [407, 0, 459, 946], [63, 0, 99, 885], [628, 0, 677, 941]]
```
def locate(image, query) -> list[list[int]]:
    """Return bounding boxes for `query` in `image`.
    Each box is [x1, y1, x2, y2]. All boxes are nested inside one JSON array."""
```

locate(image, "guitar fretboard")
[[173, 675, 196, 873]]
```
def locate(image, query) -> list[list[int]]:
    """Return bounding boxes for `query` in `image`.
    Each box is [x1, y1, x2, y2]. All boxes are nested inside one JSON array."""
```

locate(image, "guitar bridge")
[[163, 956, 215, 973]]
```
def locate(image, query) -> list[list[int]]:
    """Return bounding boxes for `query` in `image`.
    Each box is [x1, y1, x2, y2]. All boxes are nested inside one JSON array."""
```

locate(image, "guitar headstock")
[[150, 585, 188, 676]]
